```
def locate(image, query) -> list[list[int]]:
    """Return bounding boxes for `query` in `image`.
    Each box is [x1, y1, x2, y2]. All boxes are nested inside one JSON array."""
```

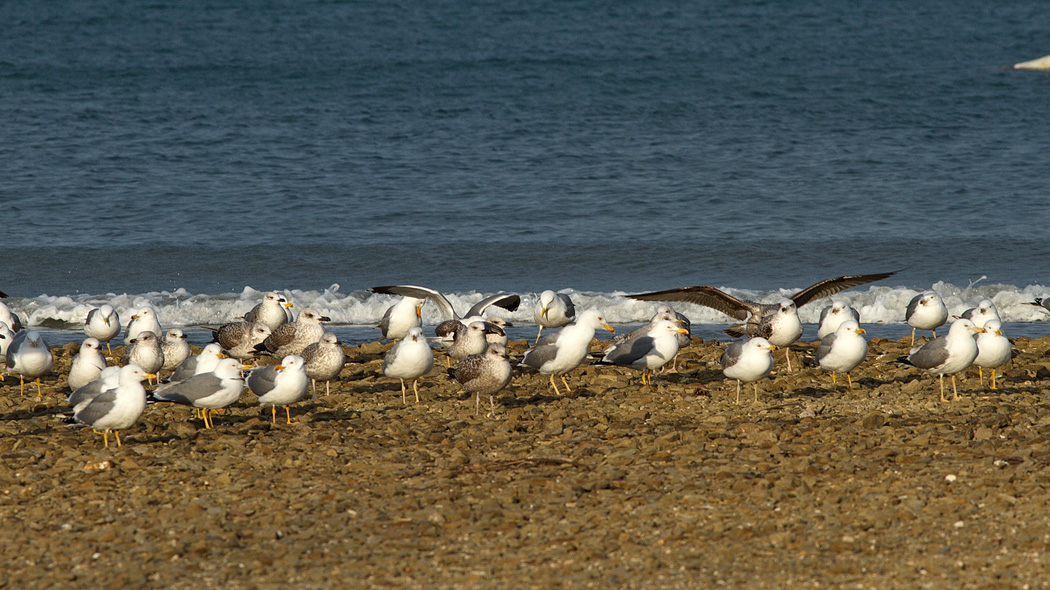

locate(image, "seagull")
[[899, 318, 985, 402], [124, 307, 162, 345], [168, 343, 227, 383], [960, 299, 1000, 328], [448, 321, 500, 364], [0, 321, 15, 358], [973, 320, 1013, 390], [905, 291, 948, 345], [629, 272, 894, 371], [247, 355, 309, 425], [533, 290, 575, 343], [120, 331, 164, 383], [152, 357, 248, 429], [5, 330, 54, 397], [382, 326, 435, 403], [254, 308, 331, 358], [84, 305, 120, 354], [369, 285, 520, 342], [300, 332, 345, 397], [519, 308, 615, 395], [244, 292, 294, 332], [68, 338, 108, 391], [208, 321, 272, 360], [1025, 297, 1050, 316], [449, 343, 513, 416], [594, 319, 688, 385], [815, 320, 867, 390], [483, 317, 511, 347], [73, 364, 155, 448], [0, 301, 23, 333], [614, 304, 691, 371], [720, 337, 776, 404], [68, 366, 121, 413], [376, 296, 424, 341], [160, 329, 191, 373], [816, 300, 860, 340]]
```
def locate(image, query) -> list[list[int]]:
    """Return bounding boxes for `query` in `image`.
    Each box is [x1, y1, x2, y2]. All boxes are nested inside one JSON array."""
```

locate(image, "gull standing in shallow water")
[[520, 308, 615, 395], [6, 330, 54, 397], [450, 343, 512, 416], [300, 333, 345, 397], [815, 320, 867, 391], [74, 365, 155, 448], [383, 327, 435, 403], [247, 355, 309, 425], [533, 290, 575, 343], [973, 320, 1013, 390], [720, 337, 776, 404], [906, 291, 948, 346], [84, 305, 120, 354], [629, 272, 894, 372], [68, 338, 108, 391], [899, 318, 984, 402], [152, 358, 248, 429], [595, 319, 687, 385]]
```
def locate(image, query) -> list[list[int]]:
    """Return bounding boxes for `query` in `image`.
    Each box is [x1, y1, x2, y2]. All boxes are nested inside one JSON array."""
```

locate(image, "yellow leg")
[[978, 367, 984, 386], [992, 369, 998, 390], [114, 430, 122, 447], [36, 378, 42, 398], [270, 405, 277, 423], [831, 373, 837, 385], [285, 406, 298, 425], [951, 375, 959, 401], [847, 373, 854, 391], [548, 374, 561, 396], [19, 375, 24, 397], [535, 326, 543, 344], [910, 327, 916, 347], [103, 430, 109, 448], [560, 375, 572, 393]]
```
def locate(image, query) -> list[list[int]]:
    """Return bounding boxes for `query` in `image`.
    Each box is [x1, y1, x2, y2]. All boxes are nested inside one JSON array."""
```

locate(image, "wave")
[[8, 280, 1050, 330]]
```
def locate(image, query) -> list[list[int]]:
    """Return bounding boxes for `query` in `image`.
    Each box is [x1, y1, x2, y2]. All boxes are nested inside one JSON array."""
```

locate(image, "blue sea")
[[2, 0, 1050, 346]]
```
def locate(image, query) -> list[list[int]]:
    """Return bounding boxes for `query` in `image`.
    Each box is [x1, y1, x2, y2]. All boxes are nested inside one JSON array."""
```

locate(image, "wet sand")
[[3, 335, 1050, 589]]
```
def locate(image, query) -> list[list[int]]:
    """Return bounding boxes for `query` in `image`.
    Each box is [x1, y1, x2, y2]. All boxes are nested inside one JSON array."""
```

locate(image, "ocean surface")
[[2, 0, 1050, 347]]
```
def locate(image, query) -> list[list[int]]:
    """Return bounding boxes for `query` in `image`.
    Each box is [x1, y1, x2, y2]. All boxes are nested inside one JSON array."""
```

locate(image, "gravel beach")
[[3, 335, 1050, 589]]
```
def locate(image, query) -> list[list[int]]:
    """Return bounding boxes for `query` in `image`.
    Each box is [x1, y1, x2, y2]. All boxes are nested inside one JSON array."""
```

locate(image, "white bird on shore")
[[84, 305, 120, 354], [720, 337, 775, 404], [899, 318, 984, 402], [973, 320, 1013, 390], [816, 300, 860, 340], [74, 364, 155, 448], [160, 329, 191, 373], [255, 308, 331, 358], [68, 338, 108, 391], [300, 332, 345, 397], [120, 331, 164, 383], [209, 321, 271, 360], [247, 355, 309, 425], [533, 290, 575, 343], [244, 292, 294, 332], [376, 296, 424, 341], [520, 308, 615, 395], [906, 291, 948, 346], [169, 343, 226, 383], [815, 320, 867, 390], [0, 301, 23, 333], [370, 285, 520, 343], [382, 327, 435, 403], [152, 358, 247, 429], [960, 299, 1000, 328], [68, 366, 120, 413], [0, 321, 15, 358], [595, 319, 687, 385], [6, 330, 54, 397], [124, 307, 162, 345]]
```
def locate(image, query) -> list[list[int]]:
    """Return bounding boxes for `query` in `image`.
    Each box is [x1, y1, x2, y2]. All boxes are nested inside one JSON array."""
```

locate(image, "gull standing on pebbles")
[[84, 305, 120, 354], [448, 321, 499, 364], [160, 329, 191, 373], [614, 305, 691, 372], [68, 366, 120, 413], [595, 319, 688, 385], [720, 337, 776, 404], [906, 291, 948, 346], [816, 300, 860, 340], [6, 330, 54, 397], [520, 308, 615, 395], [209, 321, 271, 360], [961, 299, 1000, 328], [74, 365, 155, 448], [450, 343, 512, 416], [247, 355, 309, 425], [300, 333, 345, 397], [169, 343, 226, 383], [533, 290, 575, 343], [899, 318, 984, 402], [120, 331, 164, 384], [68, 338, 108, 391], [973, 320, 1013, 390], [152, 358, 247, 429], [382, 327, 435, 403], [376, 296, 424, 340], [124, 307, 162, 345], [630, 272, 894, 372], [815, 320, 868, 391], [244, 292, 294, 332], [254, 308, 331, 358]]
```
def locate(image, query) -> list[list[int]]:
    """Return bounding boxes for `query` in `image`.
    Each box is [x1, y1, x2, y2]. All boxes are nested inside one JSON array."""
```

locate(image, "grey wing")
[[370, 285, 457, 320], [791, 272, 896, 308], [377, 305, 393, 335], [908, 338, 950, 369], [169, 356, 198, 382], [464, 293, 521, 318], [818, 306, 831, 325], [719, 341, 745, 369], [559, 294, 576, 320], [521, 344, 558, 370], [960, 308, 975, 320], [905, 294, 922, 321], [154, 373, 225, 405], [68, 381, 105, 408], [815, 333, 838, 364], [381, 341, 402, 372], [613, 325, 649, 344], [535, 330, 562, 347], [602, 336, 654, 366], [629, 286, 755, 321], [247, 367, 280, 396], [74, 389, 119, 425], [849, 307, 861, 322]]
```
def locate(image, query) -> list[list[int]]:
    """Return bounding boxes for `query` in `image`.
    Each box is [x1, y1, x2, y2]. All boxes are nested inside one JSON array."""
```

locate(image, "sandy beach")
[[3, 334, 1050, 589]]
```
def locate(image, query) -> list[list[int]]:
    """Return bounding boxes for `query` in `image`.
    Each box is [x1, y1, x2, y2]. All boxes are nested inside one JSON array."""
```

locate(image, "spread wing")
[[791, 272, 895, 308], [629, 286, 755, 321], [371, 285, 457, 320], [464, 293, 521, 318]]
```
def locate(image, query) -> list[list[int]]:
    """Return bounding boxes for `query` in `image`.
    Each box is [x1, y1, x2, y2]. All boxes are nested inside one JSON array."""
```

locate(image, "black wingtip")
[[0, 290, 8, 298]]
